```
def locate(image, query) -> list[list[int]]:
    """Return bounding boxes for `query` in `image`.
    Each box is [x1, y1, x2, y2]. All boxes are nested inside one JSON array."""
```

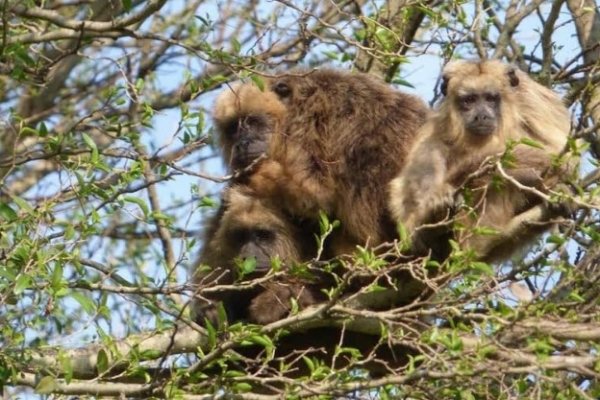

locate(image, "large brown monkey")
[[389, 60, 571, 262], [191, 185, 327, 325], [214, 69, 429, 250], [195, 70, 429, 325]]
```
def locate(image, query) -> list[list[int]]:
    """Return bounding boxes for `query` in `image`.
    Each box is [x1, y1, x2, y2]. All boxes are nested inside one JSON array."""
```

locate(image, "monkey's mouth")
[[467, 124, 496, 137]]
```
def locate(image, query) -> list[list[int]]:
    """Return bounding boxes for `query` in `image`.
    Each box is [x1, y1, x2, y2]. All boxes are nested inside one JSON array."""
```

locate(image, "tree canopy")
[[1, 0, 600, 398]]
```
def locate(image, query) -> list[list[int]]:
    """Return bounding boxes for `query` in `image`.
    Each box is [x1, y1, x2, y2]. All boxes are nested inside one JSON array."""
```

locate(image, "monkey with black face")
[[191, 185, 326, 325], [214, 70, 429, 251], [213, 82, 286, 172], [389, 59, 571, 262]]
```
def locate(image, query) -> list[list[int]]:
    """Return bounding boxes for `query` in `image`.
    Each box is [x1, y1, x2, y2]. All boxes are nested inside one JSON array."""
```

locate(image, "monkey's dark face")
[[223, 114, 273, 170], [227, 225, 278, 277], [456, 91, 501, 137]]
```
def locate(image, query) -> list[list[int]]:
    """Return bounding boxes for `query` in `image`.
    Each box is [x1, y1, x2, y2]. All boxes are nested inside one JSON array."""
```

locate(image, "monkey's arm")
[[505, 145, 565, 189], [247, 157, 336, 218], [389, 139, 454, 232]]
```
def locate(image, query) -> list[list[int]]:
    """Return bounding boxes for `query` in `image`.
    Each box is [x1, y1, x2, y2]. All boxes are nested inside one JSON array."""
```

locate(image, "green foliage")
[[0, 0, 596, 398]]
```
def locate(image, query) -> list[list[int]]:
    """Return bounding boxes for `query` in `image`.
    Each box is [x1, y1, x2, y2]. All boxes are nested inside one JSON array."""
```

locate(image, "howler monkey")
[[389, 59, 572, 262], [194, 69, 429, 325], [214, 69, 429, 249], [191, 185, 326, 325]]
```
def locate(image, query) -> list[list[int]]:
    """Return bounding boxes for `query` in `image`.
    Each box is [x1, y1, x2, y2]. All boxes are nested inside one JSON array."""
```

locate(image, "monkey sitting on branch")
[[192, 69, 429, 325], [389, 59, 572, 263], [213, 69, 429, 251], [191, 185, 328, 325]]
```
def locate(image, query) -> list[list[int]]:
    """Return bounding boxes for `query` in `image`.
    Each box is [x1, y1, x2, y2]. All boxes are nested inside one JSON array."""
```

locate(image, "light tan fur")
[[389, 60, 571, 261]]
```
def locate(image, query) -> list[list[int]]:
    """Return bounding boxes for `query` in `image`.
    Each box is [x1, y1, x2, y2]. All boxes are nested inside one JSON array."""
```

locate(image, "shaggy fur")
[[389, 60, 571, 261], [194, 69, 429, 325]]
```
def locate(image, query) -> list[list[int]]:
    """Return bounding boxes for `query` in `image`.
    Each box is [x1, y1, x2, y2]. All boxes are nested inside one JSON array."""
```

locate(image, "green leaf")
[[14, 274, 32, 294], [546, 234, 566, 245], [11, 195, 34, 214], [231, 38, 241, 53], [81, 133, 99, 164], [51, 263, 63, 289], [302, 356, 315, 372], [71, 291, 96, 315], [38, 122, 48, 137], [123, 196, 149, 218], [0, 203, 17, 221], [519, 137, 544, 149], [469, 261, 493, 276], [96, 349, 109, 374], [391, 78, 415, 88], [248, 334, 274, 349], [20, 126, 37, 136], [59, 353, 73, 383], [250, 75, 265, 91], [35, 376, 58, 394], [322, 50, 339, 60], [233, 382, 252, 392], [238, 257, 257, 277]]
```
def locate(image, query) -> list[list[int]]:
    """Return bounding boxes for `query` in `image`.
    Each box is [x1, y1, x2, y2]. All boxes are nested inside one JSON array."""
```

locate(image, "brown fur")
[[195, 69, 429, 325], [214, 69, 429, 249], [389, 60, 571, 262], [191, 185, 325, 325]]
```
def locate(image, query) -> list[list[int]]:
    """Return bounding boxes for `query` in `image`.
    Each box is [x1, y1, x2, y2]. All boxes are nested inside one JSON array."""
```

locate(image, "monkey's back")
[[272, 69, 429, 246]]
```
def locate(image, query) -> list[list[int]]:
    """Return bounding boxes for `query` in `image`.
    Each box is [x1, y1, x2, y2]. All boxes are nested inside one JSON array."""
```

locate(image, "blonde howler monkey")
[[388, 59, 572, 262]]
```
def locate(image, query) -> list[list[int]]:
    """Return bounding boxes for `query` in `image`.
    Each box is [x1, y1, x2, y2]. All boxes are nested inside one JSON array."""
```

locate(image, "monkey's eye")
[[484, 93, 501, 104], [223, 121, 239, 139], [244, 115, 265, 128], [229, 228, 249, 243], [272, 81, 292, 98], [253, 229, 274, 242], [459, 94, 477, 108]]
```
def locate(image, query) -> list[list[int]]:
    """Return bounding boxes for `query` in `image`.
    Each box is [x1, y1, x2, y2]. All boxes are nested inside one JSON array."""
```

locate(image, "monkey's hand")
[[248, 285, 294, 324], [248, 282, 323, 324], [506, 167, 545, 190], [418, 184, 457, 226], [191, 299, 224, 329], [406, 185, 456, 254]]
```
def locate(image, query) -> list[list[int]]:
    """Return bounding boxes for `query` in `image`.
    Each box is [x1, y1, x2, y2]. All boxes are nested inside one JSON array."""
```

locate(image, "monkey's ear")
[[272, 81, 292, 98], [507, 68, 520, 87], [440, 75, 449, 96]]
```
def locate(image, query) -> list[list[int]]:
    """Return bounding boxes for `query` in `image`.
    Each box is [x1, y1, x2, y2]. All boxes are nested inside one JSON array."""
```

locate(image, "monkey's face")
[[442, 60, 523, 139], [226, 224, 279, 277], [218, 188, 305, 279], [456, 90, 501, 137], [222, 114, 274, 170], [213, 83, 287, 171]]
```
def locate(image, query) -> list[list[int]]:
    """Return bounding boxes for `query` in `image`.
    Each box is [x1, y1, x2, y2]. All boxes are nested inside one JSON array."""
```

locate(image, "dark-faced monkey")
[[194, 69, 429, 326], [191, 185, 326, 325], [213, 69, 429, 251], [389, 59, 572, 262]]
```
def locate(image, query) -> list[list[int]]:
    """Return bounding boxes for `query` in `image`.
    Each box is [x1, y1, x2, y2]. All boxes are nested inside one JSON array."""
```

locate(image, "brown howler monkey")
[[191, 185, 326, 325], [194, 70, 429, 326], [388, 59, 572, 262], [214, 69, 429, 250]]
